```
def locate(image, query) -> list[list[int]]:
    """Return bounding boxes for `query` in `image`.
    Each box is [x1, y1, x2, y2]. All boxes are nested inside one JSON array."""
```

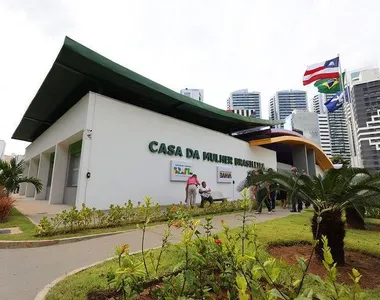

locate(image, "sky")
[[1, 0, 379, 155]]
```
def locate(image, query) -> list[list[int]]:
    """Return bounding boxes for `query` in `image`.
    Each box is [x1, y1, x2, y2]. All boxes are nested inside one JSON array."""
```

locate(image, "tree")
[[0, 158, 42, 196], [244, 167, 380, 266], [330, 156, 366, 230]]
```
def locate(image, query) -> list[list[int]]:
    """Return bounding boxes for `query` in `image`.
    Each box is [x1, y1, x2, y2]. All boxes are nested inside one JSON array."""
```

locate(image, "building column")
[[35, 153, 50, 200], [25, 158, 38, 197], [292, 145, 309, 174], [49, 143, 69, 204], [307, 149, 316, 176], [18, 161, 29, 196]]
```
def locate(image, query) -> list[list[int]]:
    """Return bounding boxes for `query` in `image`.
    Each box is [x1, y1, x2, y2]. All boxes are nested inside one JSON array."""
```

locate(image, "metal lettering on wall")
[[148, 141, 264, 169]]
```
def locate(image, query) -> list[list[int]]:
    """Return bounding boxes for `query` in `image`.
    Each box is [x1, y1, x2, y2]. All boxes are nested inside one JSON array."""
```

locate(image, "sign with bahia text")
[[217, 166, 233, 183], [170, 160, 193, 182]]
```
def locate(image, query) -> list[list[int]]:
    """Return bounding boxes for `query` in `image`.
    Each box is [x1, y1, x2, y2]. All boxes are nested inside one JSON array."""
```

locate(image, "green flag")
[[314, 72, 345, 94]]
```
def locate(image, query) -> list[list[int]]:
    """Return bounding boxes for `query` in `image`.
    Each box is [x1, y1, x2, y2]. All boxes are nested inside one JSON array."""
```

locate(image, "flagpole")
[[337, 53, 347, 102], [337, 54, 355, 165]]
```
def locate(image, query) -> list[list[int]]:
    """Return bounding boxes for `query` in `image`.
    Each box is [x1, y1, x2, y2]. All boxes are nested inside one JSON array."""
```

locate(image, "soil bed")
[[268, 244, 380, 289], [366, 224, 380, 232]]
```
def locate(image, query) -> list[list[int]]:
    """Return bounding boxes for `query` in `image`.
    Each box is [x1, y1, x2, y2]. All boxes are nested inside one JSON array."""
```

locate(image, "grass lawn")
[[46, 211, 380, 300]]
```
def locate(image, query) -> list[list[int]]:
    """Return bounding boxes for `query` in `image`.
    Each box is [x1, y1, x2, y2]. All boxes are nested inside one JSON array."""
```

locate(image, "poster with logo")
[[217, 166, 232, 183], [171, 160, 193, 181]]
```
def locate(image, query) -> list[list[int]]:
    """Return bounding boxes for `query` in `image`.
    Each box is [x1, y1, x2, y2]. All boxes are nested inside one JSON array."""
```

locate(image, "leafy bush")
[[365, 207, 380, 219], [0, 194, 15, 222], [35, 199, 255, 237], [101, 191, 365, 300]]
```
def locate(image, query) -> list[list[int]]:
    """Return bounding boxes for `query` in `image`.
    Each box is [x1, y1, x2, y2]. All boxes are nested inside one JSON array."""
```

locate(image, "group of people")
[[183, 167, 309, 212], [250, 166, 309, 214], [184, 173, 213, 208]]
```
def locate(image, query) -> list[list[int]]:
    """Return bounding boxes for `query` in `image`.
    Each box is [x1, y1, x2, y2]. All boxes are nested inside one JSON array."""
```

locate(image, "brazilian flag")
[[314, 72, 345, 94]]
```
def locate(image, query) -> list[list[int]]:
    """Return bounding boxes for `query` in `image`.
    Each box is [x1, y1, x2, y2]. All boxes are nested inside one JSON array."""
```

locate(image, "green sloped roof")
[[12, 37, 280, 142]]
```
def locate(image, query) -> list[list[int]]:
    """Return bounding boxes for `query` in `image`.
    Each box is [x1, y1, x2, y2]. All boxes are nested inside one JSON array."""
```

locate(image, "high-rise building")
[[318, 114, 332, 157], [311, 93, 351, 160], [284, 110, 320, 145], [0, 140, 5, 160], [227, 89, 261, 118], [311, 94, 326, 114], [228, 107, 256, 118], [269, 90, 307, 126], [180, 88, 204, 102], [348, 67, 380, 170]]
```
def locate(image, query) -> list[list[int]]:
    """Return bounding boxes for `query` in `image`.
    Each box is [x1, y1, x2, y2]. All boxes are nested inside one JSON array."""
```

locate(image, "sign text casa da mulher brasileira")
[[148, 141, 264, 169]]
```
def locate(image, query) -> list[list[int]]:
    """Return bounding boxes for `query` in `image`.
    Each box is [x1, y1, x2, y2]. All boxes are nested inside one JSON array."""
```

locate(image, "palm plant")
[[244, 167, 380, 266], [0, 158, 42, 196]]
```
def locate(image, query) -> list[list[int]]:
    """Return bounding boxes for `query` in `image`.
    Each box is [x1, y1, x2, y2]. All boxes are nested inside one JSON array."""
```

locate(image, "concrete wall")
[[277, 162, 292, 171], [82, 93, 277, 209], [24, 94, 89, 160], [316, 165, 324, 177]]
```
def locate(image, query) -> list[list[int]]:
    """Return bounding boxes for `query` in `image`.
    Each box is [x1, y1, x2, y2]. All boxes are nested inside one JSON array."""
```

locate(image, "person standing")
[[255, 169, 272, 214], [186, 174, 200, 208], [290, 167, 303, 212]]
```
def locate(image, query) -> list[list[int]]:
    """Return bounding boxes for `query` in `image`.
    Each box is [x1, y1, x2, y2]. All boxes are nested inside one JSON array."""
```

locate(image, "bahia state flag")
[[303, 57, 340, 85], [314, 71, 346, 94], [324, 87, 350, 113]]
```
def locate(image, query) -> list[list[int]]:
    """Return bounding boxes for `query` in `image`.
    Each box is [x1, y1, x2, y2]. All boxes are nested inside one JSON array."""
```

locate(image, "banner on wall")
[[170, 160, 193, 182], [217, 166, 233, 183]]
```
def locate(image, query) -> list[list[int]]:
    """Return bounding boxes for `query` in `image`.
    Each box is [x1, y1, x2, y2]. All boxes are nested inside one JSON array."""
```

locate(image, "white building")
[[347, 67, 380, 170], [317, 114, 332, 157], [227, 89, 261, 118], [284, 110, 321, 146], [0, 140, 5, 160], [228, 107, 256, 118], [180, 88, 204, 102], [12, 37, 332, 209], [311, 93, 350, 160]]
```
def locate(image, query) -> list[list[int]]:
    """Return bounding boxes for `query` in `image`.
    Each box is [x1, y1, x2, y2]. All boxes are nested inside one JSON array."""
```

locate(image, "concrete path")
[[14, 197, 72, 225], [0, 210, 291, 300]]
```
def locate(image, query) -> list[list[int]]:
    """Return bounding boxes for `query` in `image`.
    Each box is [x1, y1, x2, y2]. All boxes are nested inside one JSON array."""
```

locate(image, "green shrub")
[[102, 190, 365, 300], [35, 199, 255, 237], [365, 207, 380, 219]]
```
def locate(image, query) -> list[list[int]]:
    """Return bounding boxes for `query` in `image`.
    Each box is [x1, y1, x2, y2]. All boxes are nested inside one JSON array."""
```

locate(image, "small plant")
[[107, 243, 146, 299], [98, 194, 367, 300], [35, 199, 247, 237]]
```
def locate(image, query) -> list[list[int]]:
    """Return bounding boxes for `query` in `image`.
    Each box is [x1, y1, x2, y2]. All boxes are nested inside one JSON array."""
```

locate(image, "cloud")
[[1, 0, 380, 155]]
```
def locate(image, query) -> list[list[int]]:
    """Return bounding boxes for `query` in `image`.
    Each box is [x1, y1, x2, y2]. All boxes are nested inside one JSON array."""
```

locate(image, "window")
[[66, 140, 82, 187], [67, 154, 81, 187], [47, 160, 54, 187]]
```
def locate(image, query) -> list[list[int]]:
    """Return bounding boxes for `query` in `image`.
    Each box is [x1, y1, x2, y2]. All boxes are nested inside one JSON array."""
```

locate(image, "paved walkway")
[[0, 210, 291, 300], [14, 197, 72, 225]]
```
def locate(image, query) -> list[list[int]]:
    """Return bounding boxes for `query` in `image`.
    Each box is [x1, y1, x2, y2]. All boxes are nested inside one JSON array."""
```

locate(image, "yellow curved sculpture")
[[249, 136, 333, 171]]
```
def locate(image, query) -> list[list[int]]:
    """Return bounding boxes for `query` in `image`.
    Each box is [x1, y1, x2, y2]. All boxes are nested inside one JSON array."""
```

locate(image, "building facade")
[[284, 110, 321, 146], [269, 90, 308, 126], [180, 88, 204, 102], [228, 107, 256, 118], [12, 37, 332, 209], [348, 68, 380, 170], [0, 140, 5, 160], [317, 114, 332, 157], [311, 93, 350, 160], [227, 89, 261, 118]]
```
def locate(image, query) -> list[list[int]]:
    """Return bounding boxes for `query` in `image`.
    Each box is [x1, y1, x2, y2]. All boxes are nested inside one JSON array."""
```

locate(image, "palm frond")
[[17, 177, 43, 194]]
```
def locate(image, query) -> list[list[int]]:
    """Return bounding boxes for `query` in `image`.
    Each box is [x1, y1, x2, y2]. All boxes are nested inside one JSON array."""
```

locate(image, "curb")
[[34, 247, 161, 300], [34, 256, 117, 300], [0, 230, 126, 249]]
